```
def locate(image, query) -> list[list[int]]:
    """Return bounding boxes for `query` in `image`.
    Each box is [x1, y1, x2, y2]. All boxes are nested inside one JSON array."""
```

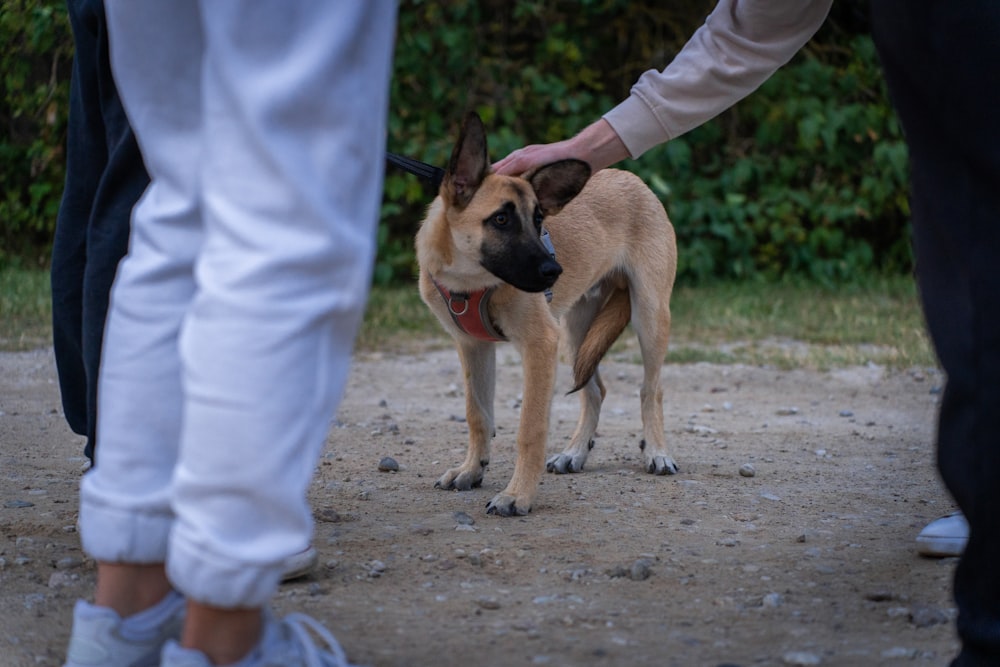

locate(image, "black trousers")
[[872, 3, 1000, 665], [51, 0, 147, 464]]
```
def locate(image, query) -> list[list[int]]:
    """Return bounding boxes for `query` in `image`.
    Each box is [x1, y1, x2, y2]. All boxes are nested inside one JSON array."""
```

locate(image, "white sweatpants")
[[81, 1, 397, 607]]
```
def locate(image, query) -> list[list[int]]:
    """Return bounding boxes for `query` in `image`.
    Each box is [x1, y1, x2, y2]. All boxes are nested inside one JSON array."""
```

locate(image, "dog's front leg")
[[435, 340, 496, 492], [486, 329, 559, 516]]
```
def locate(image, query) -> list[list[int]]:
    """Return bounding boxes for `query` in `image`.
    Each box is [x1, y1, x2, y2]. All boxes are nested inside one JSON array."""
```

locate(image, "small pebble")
[[315, 508, 342, 523], [55, 557, 83, 570], [453, 511, 475, 525], [365, 560, 386, 578], [629, 559, 653, 581], [881, 647, 917, 659], [4, 500, 34, 509], [783, 651, 821, 666], [377, 457, 399, 472], [762, 592, 783, 607], [909, 604, 949, 628], [476, 596, 501, 610], [739, 463, 756, 477], [48, 571, 76, 589]]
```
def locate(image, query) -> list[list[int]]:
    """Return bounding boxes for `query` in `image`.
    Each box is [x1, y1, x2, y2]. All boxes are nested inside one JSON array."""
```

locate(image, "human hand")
[[492, 119, 629, 176], [493, 140, 577, 176]]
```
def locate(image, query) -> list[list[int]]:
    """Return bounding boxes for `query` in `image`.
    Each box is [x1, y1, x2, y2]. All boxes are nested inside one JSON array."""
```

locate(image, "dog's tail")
[[570, 288, 631, 394]]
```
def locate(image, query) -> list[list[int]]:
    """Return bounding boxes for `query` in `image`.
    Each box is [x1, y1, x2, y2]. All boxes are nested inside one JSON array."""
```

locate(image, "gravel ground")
[[0, 343, 960, 666]]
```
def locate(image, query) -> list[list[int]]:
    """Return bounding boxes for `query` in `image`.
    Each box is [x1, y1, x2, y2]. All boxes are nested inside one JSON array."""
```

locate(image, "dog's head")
[[439, 112, 591, 293]]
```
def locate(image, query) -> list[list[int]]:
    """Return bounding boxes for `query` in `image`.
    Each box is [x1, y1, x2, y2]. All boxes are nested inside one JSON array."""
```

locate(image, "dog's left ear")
[[526, 160, 592, 216], [443, 112, 490, 209]]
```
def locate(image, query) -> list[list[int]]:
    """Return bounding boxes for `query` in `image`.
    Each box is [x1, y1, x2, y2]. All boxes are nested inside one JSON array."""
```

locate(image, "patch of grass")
[[356, 284, 443, 353], [663, 275, 936, 369], [0, 267, 52, 351], [1, 266, 937, 369], [368, 275, 937, 370]]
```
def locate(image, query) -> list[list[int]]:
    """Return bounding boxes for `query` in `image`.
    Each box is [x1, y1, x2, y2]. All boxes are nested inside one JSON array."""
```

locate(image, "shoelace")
[[282, 613, 358, 667]]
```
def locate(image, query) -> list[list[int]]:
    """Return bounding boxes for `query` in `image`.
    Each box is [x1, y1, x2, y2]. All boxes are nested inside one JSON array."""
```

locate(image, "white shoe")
[[64, 591, 185, 667], [281, 546, 318, 582], [160, 611, 364, 667], [916, 512, 968, 557]]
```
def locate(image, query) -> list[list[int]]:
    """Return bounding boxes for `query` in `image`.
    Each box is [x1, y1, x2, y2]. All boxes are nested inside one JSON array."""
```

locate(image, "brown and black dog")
[[416, 113, 678, 516]]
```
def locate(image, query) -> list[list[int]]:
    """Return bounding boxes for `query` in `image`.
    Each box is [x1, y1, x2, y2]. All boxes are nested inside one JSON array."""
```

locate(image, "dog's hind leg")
[[547, 295, 607, 474], [548, 370, 604, 473], [435, 341, 496, 491], [631, 292, 678, 475]]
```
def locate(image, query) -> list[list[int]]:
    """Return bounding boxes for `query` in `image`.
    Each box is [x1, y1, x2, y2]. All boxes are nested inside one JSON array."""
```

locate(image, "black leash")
[[385, 152, 445, 190]]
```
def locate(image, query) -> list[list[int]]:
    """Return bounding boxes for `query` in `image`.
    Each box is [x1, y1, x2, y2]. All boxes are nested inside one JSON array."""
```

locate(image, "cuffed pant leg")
[[167, 0, 397, 608], [79, 0, 204, 564]]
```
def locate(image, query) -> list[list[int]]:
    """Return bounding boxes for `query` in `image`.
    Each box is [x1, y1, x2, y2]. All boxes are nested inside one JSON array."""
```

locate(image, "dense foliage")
[[2, 1, 909, 285], [0, 0, 71, 267]]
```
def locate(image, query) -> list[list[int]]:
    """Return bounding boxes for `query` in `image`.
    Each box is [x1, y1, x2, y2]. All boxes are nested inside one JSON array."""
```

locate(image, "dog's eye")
[[533, 210, 544, 227], [493, 213, 508, 226]]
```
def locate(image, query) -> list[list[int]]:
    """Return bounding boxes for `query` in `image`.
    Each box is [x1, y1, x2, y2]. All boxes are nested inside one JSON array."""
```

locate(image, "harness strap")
[[431, 278, 507, 342], [541, 228, 555, 303]]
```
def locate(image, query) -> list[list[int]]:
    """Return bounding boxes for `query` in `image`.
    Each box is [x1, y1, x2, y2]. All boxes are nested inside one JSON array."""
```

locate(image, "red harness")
[[431, 278, 507, 342], [430, 229, 556, 343]]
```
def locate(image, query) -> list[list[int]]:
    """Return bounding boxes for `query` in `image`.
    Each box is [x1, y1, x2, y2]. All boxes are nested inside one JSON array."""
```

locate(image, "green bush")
[[383, 0, 909, 286], [638, 34, 911, 284], [1, 0, 910, 286], [0, 0, 71, 268]]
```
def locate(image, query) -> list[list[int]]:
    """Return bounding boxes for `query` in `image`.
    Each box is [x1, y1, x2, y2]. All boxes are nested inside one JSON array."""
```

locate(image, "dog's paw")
[[435, 466, 484, 491], [545, 452, 586, 474], [646, 456, 679, 476], [485, 492, 531, 517]]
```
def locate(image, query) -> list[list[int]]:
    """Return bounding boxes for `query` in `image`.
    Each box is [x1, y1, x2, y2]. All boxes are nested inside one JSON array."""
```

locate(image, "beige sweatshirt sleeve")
[[603, 0, 834, 159]]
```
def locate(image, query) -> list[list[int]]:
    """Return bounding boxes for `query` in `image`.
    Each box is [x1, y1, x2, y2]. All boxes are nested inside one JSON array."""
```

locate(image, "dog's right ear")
[[443, 112, 490, 209]]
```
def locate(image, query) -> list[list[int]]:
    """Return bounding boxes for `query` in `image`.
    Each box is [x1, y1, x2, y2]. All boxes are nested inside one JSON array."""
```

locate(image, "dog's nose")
[[539, 259, 562, 281]]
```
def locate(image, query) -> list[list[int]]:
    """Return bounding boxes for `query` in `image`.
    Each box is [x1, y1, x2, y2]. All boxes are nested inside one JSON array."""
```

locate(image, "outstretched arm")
[[494, 0, 833, 175]]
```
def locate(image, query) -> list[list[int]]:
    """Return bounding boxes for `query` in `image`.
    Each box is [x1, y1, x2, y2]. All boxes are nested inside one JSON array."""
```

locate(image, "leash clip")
[[447, 294, 470, 316]]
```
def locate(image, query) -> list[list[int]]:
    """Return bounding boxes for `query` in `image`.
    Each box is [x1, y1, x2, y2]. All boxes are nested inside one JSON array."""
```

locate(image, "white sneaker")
[[64, 591, 185, 667], [160, 611, 364, 667], [280, 546, 318, 582], [916, 511, 968, 557]]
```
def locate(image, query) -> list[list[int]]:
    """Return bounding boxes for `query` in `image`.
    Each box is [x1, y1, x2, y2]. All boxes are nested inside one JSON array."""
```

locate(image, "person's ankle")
[[182, 603, 263, 665], [95, 562, 172, 619]]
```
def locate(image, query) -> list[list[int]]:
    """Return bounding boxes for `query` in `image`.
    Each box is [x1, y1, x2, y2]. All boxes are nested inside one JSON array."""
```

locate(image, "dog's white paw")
[[640, 439, 679, 475], [546, 452, 587, 474], [646, 456, 679, 475], [485, 492, 531, 517], [435, 466, 484, 491]]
